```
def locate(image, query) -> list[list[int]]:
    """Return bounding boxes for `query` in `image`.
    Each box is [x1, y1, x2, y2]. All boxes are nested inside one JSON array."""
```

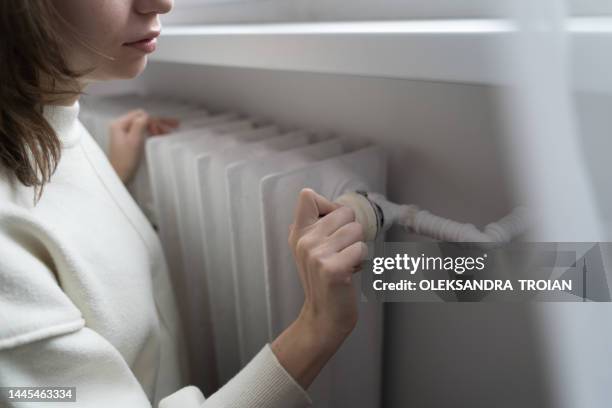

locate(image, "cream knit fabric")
[[0, 101, 311, 408]]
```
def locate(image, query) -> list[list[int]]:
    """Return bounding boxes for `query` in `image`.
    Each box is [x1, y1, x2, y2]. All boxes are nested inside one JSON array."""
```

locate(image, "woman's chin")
[[115, 57, 148, 79], [96, 56, 148, 81]]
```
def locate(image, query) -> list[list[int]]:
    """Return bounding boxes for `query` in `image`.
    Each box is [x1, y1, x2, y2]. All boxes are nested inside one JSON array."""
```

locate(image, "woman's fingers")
[[158, 117, 179, 128], [325, 221, 364, 252], [112, 109, 146, 131], [156, 121, 177, 135], [316, 205, 356, 237], [147, 118, 179, 136], [316, 241, 367, 286], [147, 121, 159, 135], [293, 188, 340, 230], [337, 241, 368, 275], [111, 110, 179, 136]]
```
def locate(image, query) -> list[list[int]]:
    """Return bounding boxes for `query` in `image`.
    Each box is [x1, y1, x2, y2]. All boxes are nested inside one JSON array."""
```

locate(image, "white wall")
[[140, 62, 516, 225], [164, 0, 612, 25]]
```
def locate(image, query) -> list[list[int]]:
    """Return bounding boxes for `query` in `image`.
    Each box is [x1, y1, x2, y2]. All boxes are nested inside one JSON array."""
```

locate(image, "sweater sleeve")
[[159, 345, 312, 408], [1, 332, 312, 408]]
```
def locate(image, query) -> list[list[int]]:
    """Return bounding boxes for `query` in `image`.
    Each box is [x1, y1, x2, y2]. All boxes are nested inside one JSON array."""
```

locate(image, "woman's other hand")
[[272, 188, 367, 389], [108, 109, 178, 184]]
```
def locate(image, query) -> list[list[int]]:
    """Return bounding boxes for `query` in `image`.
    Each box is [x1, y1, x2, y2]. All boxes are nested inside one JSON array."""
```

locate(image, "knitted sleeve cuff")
[[206, 343, 312, 408], [160, 344, 312, 408]]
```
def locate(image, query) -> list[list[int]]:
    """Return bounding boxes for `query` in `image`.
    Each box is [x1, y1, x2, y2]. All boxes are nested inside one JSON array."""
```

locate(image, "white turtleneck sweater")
[[0, 102, 311, 407]]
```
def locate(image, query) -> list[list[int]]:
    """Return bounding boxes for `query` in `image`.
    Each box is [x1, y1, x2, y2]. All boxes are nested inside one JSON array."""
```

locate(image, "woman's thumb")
[[293, 188, 340, 229]]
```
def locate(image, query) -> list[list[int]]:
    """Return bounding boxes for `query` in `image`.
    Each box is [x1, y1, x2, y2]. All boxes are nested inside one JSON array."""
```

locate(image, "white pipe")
[[366, 192, 530, 243]]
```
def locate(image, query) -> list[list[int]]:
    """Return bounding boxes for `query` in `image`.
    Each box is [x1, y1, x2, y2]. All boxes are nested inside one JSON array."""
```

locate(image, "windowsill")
[[150, 18, 612, 90]]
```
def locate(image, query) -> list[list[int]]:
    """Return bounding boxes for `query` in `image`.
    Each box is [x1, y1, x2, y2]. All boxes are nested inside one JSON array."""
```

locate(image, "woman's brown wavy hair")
[[0, 0, 85, 200]]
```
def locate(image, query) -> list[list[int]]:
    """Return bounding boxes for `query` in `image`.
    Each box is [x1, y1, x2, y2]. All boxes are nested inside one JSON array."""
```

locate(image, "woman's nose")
[[134, 0, 173, 15]]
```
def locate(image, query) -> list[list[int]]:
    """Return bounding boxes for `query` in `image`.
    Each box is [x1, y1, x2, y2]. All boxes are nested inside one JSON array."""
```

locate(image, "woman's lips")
[[123, 37, 157, 53]]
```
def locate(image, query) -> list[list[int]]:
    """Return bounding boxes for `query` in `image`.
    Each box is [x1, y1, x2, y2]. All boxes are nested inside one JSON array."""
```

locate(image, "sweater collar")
[[42, 101, 81, 149]]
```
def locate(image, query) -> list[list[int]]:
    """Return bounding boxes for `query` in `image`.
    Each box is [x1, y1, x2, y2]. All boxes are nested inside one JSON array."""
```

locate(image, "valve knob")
[[334, 191, 383, 241]]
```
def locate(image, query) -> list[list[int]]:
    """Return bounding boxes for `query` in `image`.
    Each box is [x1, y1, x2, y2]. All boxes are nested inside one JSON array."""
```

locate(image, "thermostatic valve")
[[335, 191, 529, 243], [334, 191, 386, 241]]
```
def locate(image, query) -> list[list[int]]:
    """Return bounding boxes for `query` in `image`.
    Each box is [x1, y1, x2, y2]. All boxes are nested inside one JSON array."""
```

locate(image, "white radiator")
[[80, 94, 384, 407]]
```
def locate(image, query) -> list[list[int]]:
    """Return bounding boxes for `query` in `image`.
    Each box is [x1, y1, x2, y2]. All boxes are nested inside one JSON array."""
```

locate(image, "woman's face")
[[53, 0, 173, 82]]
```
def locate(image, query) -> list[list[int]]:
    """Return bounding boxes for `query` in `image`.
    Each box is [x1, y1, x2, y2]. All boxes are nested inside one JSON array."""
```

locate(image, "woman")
[[0, 1, 367, 407]]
